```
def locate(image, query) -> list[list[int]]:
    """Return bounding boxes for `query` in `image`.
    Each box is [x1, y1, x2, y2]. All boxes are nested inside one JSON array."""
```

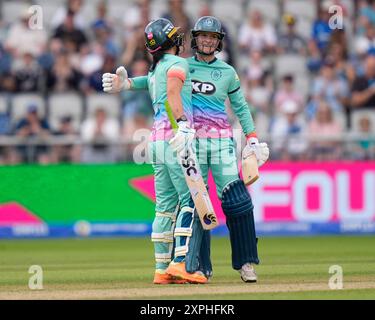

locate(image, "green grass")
[[0, 236, 374, 299]]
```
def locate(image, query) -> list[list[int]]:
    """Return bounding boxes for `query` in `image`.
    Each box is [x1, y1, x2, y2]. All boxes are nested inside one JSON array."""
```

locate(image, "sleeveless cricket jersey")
[[136, 53, 193, 141], [187, 56, 255, 139]]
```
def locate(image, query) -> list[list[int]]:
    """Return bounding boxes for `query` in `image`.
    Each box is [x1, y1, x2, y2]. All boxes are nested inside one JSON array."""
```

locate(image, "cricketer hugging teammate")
[[102, 15, 270, 284]]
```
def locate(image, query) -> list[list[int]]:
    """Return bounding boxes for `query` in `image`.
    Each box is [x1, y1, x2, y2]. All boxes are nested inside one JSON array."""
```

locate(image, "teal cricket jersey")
[[130, 55, 255, 139], [187, 56, 255, 138], [132, 53, 193, 141]]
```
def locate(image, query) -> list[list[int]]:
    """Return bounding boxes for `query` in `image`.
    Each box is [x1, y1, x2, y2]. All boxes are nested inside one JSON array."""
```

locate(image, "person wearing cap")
[[14, 104, 51, 164], [277, 14, 307, 55]]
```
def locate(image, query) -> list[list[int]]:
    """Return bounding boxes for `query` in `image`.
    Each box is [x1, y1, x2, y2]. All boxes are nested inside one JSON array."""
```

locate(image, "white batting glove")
[[242, 137, 270, 167], [169, 121, 196, 156], [102, 66, 131, 93]]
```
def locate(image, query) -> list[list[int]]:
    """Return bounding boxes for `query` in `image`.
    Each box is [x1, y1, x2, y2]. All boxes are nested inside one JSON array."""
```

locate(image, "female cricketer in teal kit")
[[106, 16, 269, 283], [102, 18, 207, 285]]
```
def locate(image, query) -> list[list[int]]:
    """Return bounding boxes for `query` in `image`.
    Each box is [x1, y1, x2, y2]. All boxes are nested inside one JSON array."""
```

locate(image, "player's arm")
[[167, 64, 195, 154], [228, 69, 269, 168], [102, 66, 148, 93], [166, 66, 186, 119], [227, 69, 256, 139]]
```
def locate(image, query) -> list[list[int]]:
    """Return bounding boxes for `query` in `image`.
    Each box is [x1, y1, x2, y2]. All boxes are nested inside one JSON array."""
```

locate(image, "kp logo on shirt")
[[192, 80, 216, 94]]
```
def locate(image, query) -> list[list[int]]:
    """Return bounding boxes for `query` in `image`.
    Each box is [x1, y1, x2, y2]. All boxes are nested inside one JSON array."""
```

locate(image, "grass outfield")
[[0, 236, 374, 300]]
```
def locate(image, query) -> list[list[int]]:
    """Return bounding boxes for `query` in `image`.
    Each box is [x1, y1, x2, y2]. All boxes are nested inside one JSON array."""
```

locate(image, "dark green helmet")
[[191, 16, 225, 53], [144, 18, 184, 54]]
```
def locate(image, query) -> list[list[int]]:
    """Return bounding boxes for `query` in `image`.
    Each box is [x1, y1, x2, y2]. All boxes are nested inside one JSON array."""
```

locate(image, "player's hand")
[[243, 137, 269, 167], [102, 66, 130, 93], [169, 121, 196, 156]]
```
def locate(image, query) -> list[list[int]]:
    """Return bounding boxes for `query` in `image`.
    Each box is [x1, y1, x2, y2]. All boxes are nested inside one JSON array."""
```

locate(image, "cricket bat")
[[242, 153, 260, 186], [165, 101, 218, 230]]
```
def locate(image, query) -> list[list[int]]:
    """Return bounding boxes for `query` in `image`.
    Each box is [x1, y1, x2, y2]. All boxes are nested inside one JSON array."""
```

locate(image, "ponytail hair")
[[150, 51, 165, 72]]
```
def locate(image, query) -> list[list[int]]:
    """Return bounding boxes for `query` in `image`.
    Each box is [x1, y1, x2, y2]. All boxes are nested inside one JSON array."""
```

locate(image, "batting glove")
[[169, 121, 196, 156], [242, 136, 270, 167], [102, 66, 130, 93]]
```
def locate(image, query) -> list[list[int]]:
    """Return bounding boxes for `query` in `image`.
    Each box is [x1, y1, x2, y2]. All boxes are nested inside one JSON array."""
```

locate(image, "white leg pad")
[[174, 227, 193, 237], [151, 231, 174, 243], [155, 252, 172, 263], [174, 245, 189, 257]]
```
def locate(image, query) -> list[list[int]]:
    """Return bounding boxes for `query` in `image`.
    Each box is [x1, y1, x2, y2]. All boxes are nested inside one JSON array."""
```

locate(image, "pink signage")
[[130, 162, 375, 224], [248, 162, 375, 223]]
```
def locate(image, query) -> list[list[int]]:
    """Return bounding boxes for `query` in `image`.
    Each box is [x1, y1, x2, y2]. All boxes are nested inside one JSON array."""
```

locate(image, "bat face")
[[242, 154, 260, 186]]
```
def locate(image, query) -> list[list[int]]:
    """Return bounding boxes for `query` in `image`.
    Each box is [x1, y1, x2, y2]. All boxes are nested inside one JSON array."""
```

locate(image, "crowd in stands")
[[0, 0, 374, 164]]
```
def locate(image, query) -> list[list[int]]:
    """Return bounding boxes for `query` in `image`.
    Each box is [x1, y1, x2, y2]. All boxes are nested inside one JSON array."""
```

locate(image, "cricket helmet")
[[144, 18, 184, 54], [191, 16, 225, 53]]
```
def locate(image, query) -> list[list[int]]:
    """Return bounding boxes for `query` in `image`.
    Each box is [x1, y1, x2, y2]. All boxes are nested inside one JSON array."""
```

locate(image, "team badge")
[[211, 69, 222, 81]]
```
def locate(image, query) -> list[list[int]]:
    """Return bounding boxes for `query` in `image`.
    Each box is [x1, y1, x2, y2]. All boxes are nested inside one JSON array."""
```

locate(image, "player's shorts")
[[148, 140, 191, 212], [195, 137, 239, 198]]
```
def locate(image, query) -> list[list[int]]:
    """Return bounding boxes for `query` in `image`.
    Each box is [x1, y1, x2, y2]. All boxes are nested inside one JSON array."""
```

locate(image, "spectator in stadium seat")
[[13, 52, 44, 92], [352, 115, 375, 160], [4, 9, 48, 60], [327, 42, 354, 84], [277, 14, 307, 55], [123, 0, 151, 41], [87, 55, 116, 93], [121, 24, 152, 66], [162, 0, 192, 57], [238, 10, 277, 55], [306, 58, 350, 120], [51, 116, 81, 163], [356, 0, 375, 36], [14, 104, 51, 164], [51, 0, 86, 30], [80, 108, 120, 163], [274, 74, 304, 114], [351, 54, 375, 110], [46, 50, 83, 93], [91, 7, 119, 58], [270, 100, 308, 161], [308, 101, 343, 161], [311, 0, 334, 54], [0, 110, 13, 164], [121, 59, 153, 139], [52, 10, 88, 53], [245, 65, 272, 115], [307, 38, 324, 73]]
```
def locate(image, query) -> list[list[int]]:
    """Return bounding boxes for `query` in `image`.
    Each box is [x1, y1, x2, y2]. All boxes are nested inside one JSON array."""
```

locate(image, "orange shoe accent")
[[153, 271, 187, 285], [166, 262, 208, 284]]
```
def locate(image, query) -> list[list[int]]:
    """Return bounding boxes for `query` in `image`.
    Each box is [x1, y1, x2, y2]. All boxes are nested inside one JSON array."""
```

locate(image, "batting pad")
[[221, 179, 259, 270], [185, 213, 204, 273]]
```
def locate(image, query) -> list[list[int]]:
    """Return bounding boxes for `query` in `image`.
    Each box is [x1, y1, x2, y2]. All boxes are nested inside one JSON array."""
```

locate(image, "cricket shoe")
[[166, 262, 208, 284], [239, 263, 257, 283], [153, 270, 187, 285]]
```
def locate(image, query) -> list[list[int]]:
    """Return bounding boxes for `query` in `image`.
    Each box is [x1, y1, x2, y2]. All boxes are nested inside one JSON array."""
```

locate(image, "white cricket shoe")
[[239, 263, 257, 283]]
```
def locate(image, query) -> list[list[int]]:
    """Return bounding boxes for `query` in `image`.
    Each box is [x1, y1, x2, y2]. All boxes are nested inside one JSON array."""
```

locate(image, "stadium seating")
[[0, 95, 9, 114], [350, 110, 375, 133], [85, 93, 121, 119], [1, 1, 30, 24], [247, 0, 280, 25], [274, 54, 308, 79], [11, 94, 46, 123], [48, 93, 84, 131], [284, 0, 317, 21]]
